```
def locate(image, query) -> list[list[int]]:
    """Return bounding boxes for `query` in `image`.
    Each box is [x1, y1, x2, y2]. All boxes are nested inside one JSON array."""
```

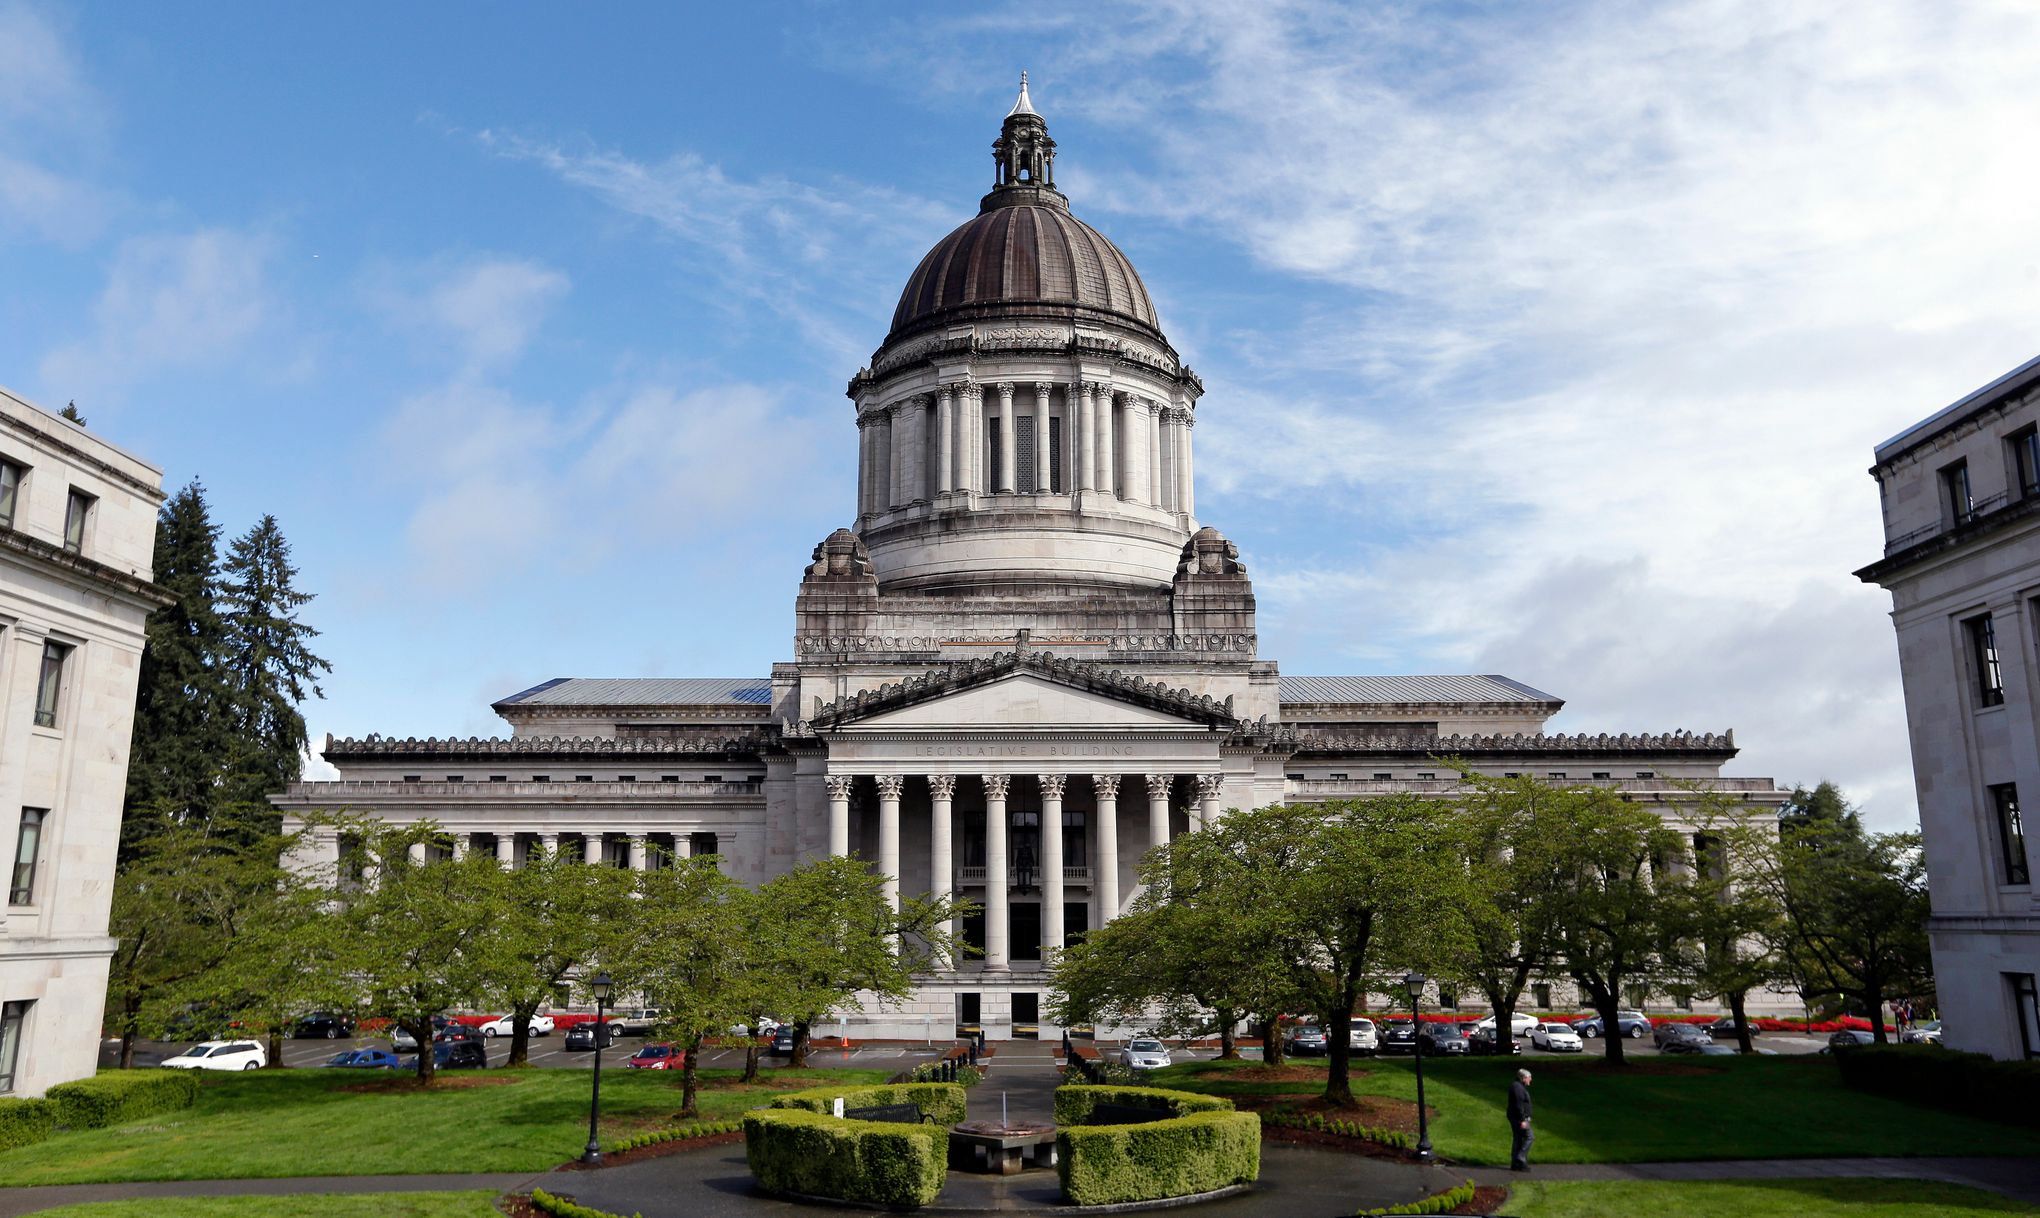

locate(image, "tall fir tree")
[[218, 514, 330, 831], [124, 481, 231, 857]]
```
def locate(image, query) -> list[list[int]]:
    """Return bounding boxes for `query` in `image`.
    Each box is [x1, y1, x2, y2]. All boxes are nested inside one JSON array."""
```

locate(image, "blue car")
[[321, 1049, 402, 1069]]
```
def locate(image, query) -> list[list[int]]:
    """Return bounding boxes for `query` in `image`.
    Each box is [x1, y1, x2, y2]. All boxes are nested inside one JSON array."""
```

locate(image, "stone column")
[[1179, 408, 1197, 517], [1146, 401, 1164, 508], [983, 775, 1010, 972], [1196, 774, 1224, 829], [886, 403, 905, 509], [628, 834, 647, 871], [901, 399, 924, 504], [673, 832, 693, 860], [996, 382, 1017, 492], [1144, 773, 1172, 854], [1100, 389, 1118, 497], [936, 386, 955, 495], [826, 775, 852, 858], [495, 833, 517, 866], [961, 383, 982, 495], [407, 841, 427, 865], [450, 835, 469, 861], [857, 412, 875, 516], [929, 774, 956, 966], [1033, 383, 1054, 492], [1075, 383, 1096, 493], [876, 774, 904, 913], [1119, 398, 1144, 503], [539, 831, 560, 859], [586, 832, 607, 865], [1040, 775, 1066, 957], [1095, 775, 1121, 924], [1156, 409, 1176, 512]]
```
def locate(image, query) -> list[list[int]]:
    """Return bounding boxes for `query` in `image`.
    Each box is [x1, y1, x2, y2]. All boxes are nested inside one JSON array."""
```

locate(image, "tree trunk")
[[741, 1027, 762, 1083], [1729, 990, 1753, 1054], [119, 996, 140, 1068], [1323, 990, 1357, 1107], [1494, 997, 1516, 1055], [411, 1019, 436, 1082], [509, 998, 541, 1067], [1592, 989, 1625, 1065], [266, 1027, 285, 1068], [681, 1035, 702, 1118], [1217, 1009, 1238, 1060], [790, 1020, 811, 1069], [1866, 993, 1889, 1044], [1261, 1016, 1284, 1067]]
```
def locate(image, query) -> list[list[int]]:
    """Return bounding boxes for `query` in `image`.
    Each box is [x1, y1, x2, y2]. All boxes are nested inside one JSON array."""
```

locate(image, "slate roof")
[[494, 678, 774, 708], [1278, 675, 1561, 705]]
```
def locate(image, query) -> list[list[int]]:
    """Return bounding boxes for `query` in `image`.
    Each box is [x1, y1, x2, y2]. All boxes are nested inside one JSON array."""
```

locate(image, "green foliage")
[[45, 1071, 199, 1129], [1505, 1177, 2040, 1218], [603, 1119, 742, 1154], [615, 858, 747, 1112], [767, 1082, 968, 1127], [528, 1188, 641, 1218], [1356, 1179, 1476, 1216], [743, 1108, 946, 1208], [1834, 1045, 2040, 1128], [0, 1097, 56, 1150], [470, 846, 637, 1068], [1261, 1109, 1413, 1150], [1055, 1109, 1261, 1205], [1051, 1084, 1232, 1126], [907, 1060, 981, 1086]]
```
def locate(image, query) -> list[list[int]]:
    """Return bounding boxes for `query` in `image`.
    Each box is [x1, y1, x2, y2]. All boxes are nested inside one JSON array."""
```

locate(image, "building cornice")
[[0, 405, 165, 501], [0, 526, 174, 609], [1291, 729, 1738, 758], [1855, 491, 2040, 586], [322, 732, 771, 761]]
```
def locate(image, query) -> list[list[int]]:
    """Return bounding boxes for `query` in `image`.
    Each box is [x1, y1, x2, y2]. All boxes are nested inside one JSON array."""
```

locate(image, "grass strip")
[[1504, 1177, 2040, 1217]]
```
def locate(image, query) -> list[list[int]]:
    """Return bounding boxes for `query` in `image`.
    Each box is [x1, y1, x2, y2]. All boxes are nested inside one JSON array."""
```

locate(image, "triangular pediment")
[[846, 672, 1209, 731], [799, 648, 1241, 733]]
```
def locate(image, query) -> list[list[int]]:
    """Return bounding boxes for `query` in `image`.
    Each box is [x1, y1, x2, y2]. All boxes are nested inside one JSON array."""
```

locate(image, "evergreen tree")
[[219, 514, 330, 817], [60, 401, 86, 424], [124, 481, 230, 856]]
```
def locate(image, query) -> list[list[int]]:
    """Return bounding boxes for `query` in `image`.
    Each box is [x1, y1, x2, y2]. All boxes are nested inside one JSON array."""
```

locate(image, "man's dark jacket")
[[1507, 1080, 1532, 1124]]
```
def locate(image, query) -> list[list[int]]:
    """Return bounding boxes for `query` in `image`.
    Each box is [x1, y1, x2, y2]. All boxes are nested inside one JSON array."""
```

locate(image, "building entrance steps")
[[968, 1038, 1062, 1128]]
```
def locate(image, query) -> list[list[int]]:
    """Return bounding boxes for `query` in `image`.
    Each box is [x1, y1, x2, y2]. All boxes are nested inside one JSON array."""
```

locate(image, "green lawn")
[[1152, 1056, 2040, 1167], [0, 1066, 889, 1185], [30, 1194, 504, 1218], [1505, 1179, 2040, 1217]]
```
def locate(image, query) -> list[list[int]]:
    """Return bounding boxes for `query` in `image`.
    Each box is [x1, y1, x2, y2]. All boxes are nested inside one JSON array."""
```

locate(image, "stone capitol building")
[[277, 82, 1789, 1037]]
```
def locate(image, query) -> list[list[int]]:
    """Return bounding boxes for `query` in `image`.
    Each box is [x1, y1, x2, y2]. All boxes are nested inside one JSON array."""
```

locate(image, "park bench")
[[1086, 1103, 1172, 1126], [846, 1103, 934, 1124]]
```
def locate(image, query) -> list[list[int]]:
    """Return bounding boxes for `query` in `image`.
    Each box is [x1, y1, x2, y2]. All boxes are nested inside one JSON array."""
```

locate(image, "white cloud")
[[370, 255, 571, 373], [40, 227, 277, 395], [0, 1, 112, 241]]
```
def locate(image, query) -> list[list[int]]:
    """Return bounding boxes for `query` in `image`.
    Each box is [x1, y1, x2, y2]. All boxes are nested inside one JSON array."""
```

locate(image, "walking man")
[[1508, 1068, 1534, 1172]]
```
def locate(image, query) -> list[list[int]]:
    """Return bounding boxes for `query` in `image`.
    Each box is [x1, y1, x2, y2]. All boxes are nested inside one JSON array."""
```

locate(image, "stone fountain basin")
[[948, 1120, 1059, 1175]]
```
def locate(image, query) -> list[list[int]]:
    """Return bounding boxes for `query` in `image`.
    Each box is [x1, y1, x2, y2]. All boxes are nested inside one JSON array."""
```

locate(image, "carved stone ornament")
[[803, 645, 1237, 729], [1176, 526, 1247, 578], [1293, 729, 1737, 757], [1039, 774, 1068, 798], [794, 633, 1257, 655], [1033, 381, 1056, 399], [875, 774, 905, 798], [1142, 773, 1173, 797], [981, 326, 1070, 345], [1195, 774, 1226, 799], [983, 774, 1012, 798], [825, 775, 854, 799], [805, 528, 875, 579], [928, 774, 958, 799], [1093, 774, 1121, 799]]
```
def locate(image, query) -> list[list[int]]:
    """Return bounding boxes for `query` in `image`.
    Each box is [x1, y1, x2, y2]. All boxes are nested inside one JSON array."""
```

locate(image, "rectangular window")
[[0, 1001, 28, 1093], [1016, 416, 1036, 488], [33, 641, 68, 728], [1593, 771, 1611, 779], [402, 774, 421, 783], [1062, 808, 1088, 870], [617, 774, 635, 783], [1049, 417, 1065, 493], [62, 488, 93, 553], [1372, 772, 1393, 780], [1328, 772, 1348, 781], [1416, 772, 1436, 780], [1968, 613, 2007, 707], [0, 458, 23, 530], [10, 809, 45, 905], [956, 992, 982, 1033], [1991, 783, 2030, 885], [1012, 992, 1039, 1025], [702, 774, 721, 784], [1010, 901, 1042, 962], [2012, 428, 2040, 499], [1548, 772, 1567, 780], [1285, 772, 1304, 781], [689, 831, 719, 857], [489, 775, 507, 783], [1438, 987, 1459, 1010], [1065, 901, 1090, 946], [532, 774, 549, 783], [1943, 459, 1975, 524], [988, 424, 1002, 490], [575, 775, 593, 783], [1636, 771, 1656, 779], [1532, 983, 1553, 1010], [661, 775, 678, 783], [444, 774, 462, 783], [2011, 973, 2040, 1060]]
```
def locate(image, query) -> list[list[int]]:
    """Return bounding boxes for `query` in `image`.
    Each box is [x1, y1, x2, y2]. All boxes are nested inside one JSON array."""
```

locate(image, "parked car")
[[479, 1013, 555, 1038], [161, 1040, 267, 1071], [1704, 1016, 1761, 1039], [1530, 1022, 1583, 1053], [769, 1025, 798, 1056], [321, 1049, 402, 1069], [1820, 1029, 1877, 1054], [1119, 1038, 1173, 1070], [1419, 1023, 1469, 1055], [434, 1024, 485, 1045], [390, 1025, 421, 1053], [1901, 1020, 1943, 1045], [1662, 1040, 1738, 1056], [565, 1021, 618, 1051], [626, 1042, 681, 1070], [1471, 1011, 1541, 1039], [1283, 1025, 1329, 1056], [613, 1008, 665, 1036], [1348, 1018, 1379, 1055], [1573, 1010, 1651, 1039], [1378, 1020, 1419, 1054], [430, 1040, 488, 1069], [293, 1012, 356, 1040], [1652, 1022, 1711, 1049], [1467, 1024, 1524, 1055]]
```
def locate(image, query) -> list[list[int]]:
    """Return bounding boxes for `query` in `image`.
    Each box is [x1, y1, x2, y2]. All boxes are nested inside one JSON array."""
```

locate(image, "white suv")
[[1348, 1018, 1380, 1055], [162, 1040, 267, 1071]]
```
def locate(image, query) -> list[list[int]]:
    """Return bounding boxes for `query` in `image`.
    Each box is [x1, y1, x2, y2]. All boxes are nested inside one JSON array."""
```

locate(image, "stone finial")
[[1176, 526, 1247, 578], [805, 527, 874, 580]]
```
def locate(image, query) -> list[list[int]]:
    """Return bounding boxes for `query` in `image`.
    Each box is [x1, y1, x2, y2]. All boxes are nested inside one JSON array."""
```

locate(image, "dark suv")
[[433, 1041, 488, 1069], [1378, 1020, 1418, 1055], [293, 1012, 355, 1040], [1419, 1022, 1469, 1055]]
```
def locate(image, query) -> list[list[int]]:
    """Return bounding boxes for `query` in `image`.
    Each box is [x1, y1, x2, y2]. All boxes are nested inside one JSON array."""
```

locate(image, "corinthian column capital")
[[825, 775, 854, 799], [982, 774, 1011, 799], [1033, 381, 1056, 399], [1039, 774, 1067, 799], [928, 774, 957, 799], [1143, 773, 1173, 797], [1094, 774, 1121, 799], [875, 774, 905, 799]]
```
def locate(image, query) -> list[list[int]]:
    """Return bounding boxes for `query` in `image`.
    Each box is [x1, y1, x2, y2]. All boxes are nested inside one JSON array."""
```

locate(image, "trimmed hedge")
[[604, 1118, 741, 1155], [529, 1187, 641, 1218], [0, 1097, 57, 1151], [744, 1108, 946, 1208], [1057, 1109, 1262, 1206], [1834, 1045, 2040, 1128], [767, 1081, 968, 1127], [1262, 1110, 1415, 1150], [46, 1070, 199, 1130], [1052, 1084, 1232, 1127], [1357, 1179, 1476, 1216]]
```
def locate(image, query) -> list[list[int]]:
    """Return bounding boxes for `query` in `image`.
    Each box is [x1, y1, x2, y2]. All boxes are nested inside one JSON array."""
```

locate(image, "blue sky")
[[7, 1, 2040, 828]]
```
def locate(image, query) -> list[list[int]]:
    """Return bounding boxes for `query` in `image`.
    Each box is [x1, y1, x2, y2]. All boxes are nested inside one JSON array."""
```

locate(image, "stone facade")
[[1858, 354, 2040, 1060], [276, 85, 1792, 1037], [0, 387, 168, 1095]]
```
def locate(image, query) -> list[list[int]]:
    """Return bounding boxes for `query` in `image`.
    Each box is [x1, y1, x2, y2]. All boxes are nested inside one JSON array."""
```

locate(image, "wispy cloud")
[[0, 1, 113, 241]]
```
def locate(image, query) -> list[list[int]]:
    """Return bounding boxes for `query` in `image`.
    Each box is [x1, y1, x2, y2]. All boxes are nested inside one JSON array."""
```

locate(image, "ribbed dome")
[[889, 203, 1161, 338]]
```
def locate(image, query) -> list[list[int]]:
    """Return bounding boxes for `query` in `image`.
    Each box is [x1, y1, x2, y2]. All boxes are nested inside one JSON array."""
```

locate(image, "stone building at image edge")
[[275, 83, 1792, 1037]]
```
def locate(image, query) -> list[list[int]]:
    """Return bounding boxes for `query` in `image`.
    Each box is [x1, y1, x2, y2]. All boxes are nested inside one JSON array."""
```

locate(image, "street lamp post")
[[1404, 971, 1434, 1163], [582, 972, 614, 1165]]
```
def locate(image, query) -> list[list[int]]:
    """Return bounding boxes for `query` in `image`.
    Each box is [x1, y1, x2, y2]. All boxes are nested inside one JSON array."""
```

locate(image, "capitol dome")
[[889, 204, 1162, 341]]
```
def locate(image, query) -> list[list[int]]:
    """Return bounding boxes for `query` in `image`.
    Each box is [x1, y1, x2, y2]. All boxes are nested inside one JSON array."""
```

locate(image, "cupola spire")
[[986, 71, 1063, 212]]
